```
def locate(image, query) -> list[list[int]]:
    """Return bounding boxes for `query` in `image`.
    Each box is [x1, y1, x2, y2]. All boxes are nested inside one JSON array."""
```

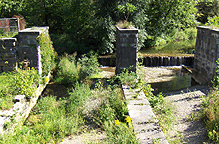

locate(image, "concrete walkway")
[[122, 85, 168, 144]]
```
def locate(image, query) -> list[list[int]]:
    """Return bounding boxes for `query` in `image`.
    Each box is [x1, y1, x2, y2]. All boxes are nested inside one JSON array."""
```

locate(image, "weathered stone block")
[[116, 26, 138, 74], [193, 26, 219, 85]]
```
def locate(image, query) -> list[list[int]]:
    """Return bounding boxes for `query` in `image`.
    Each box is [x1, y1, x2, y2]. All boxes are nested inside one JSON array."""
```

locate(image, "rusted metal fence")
[[0, 18, 19, 32]]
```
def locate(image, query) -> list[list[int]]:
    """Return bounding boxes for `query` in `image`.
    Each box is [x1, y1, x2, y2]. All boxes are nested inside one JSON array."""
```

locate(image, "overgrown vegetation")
[[54, 52, 100, 85], [37, 33, 57, 77], [200, 87, 219, 142], [0, 68, 39, 110], [201, 59, 219, 143], [0, 30, 18, 38], [1, 0, 213, 55], [0, 70, 138, 143], [112, 65, 175, 142], [205, 15, 219, 29], [0, 49, 177, 143], [0, 32, 56, 110], [139, 38, 196, 56]]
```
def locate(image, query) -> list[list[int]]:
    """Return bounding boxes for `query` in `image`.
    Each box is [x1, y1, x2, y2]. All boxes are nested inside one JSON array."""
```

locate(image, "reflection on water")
[[143, 66, 193, 94], [99, 67, 115, 78], [99, 66, 194, 94]]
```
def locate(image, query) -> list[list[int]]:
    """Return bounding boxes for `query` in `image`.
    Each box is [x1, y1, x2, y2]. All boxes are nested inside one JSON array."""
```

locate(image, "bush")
[[184, 27, 197, 39], [201, 88, 219, 142], [0, 68, 39, 110], [206, 15, 219, 29], [55, 53, 79, 84], [78, 51, 100, 78]]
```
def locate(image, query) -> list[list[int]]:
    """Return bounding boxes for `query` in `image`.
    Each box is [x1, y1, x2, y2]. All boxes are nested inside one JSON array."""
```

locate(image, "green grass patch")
[[139, 39, 196, 57], [0, 80, 138, 143], [200, 87, 219, 143], [0, 68, 39, 110], [0, 31, 18, 38]]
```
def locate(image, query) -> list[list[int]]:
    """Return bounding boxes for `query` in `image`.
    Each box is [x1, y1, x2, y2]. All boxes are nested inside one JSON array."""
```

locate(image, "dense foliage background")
[[0, 0, 218, 55]]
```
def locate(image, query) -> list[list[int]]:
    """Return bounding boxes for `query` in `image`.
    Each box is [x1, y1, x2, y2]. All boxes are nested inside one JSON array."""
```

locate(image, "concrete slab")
[[122, 85, 169, 144]]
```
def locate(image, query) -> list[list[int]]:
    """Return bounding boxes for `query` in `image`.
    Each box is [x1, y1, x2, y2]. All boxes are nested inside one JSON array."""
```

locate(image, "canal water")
[[142, 66, 194, 94], [99, 66, 194, 94]]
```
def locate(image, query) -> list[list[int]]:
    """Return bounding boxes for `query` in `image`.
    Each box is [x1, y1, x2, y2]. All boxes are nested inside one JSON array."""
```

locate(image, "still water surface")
[[99, 66, 193, 94]]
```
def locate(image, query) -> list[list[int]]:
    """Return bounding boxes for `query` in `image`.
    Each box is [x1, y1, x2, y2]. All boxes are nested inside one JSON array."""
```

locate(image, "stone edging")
[[0, 72, 51, 134], [122, 85, 169, 144]]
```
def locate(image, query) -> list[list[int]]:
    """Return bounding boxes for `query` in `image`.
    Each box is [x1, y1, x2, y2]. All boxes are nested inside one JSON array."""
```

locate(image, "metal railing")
[[0, 18, 19, 32]]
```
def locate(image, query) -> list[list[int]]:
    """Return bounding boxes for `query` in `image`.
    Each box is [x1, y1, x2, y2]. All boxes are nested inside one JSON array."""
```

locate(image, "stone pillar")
[[192, 26, 219, 85], [116, 26, 138, 74], [0, 38, 17, 72], [17, 26, 49, 73]]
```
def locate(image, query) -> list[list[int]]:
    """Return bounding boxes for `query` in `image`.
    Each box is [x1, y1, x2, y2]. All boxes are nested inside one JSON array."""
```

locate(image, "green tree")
[[21, 0, 69, 33], [0, 0, 22, 17], [145, 0, 197, 37], [196, 0, 219, 24]]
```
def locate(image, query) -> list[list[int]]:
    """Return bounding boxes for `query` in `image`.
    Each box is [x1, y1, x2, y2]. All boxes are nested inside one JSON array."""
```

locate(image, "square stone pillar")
[[115, 26, 138, 74], [192, 26, 219, 85], [17, 26, 49, 74]]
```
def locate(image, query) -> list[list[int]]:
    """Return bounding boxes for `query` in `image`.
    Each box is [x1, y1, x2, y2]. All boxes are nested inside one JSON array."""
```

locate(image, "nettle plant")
[[117, 2, 136, 29]]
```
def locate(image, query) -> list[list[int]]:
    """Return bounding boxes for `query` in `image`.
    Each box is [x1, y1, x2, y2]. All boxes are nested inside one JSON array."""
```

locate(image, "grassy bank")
[[0, 68, 39, 110], [139, 39, 196, 57], [0, 53, 178, 143], [0, 54, 139, 143]]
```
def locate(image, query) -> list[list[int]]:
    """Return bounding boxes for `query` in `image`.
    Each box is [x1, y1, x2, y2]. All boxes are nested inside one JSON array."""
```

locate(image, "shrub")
[[205, 15, 219, 29], [55, 53, 79, 84], [12, 68, 39, 99], [184, 27, 197, 39], [0, 68, 39, 110], [201, 59, 219, 142], [201, 88, 219, 142], [78, 51, 100, 78]]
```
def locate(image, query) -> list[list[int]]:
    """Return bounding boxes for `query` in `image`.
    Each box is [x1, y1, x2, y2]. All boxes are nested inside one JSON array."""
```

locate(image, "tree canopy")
[[0, 0, 218, 55]]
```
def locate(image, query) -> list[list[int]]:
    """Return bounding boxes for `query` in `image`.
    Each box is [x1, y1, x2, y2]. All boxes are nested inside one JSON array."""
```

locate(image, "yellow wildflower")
[[45, 77, 49, 83], [5, 61, 8, 64], [125, 116, 132, 123], [115, 120, 120, 125]]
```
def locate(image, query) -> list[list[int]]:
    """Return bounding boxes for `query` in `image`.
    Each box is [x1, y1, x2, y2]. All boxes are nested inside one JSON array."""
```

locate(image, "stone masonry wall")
[[0, 26, 49, 73], [116, 26, 138, 74], [193, 26, 219, 85], [17, 27, 49, 73], [0, 38, 17, 72], [0, 27, 50, 134]]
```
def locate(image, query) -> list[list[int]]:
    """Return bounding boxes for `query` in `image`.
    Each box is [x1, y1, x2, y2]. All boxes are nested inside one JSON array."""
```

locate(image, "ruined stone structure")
[[0, 27, 50, 134], [116, 26, 138, 74], [193, 26, 219, 85], [0, 38, 17, 72], [0, 26, 49, 73]]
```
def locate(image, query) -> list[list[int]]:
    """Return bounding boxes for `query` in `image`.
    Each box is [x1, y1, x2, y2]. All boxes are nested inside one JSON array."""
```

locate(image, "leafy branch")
[[117, 3, 136, 22]]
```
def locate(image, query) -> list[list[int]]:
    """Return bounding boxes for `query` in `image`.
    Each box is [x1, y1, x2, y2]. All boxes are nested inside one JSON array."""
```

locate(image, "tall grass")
[[0, 70, 138, 143], [0, 83, 90, 143], [200, 88, 219, 142], [0, 68, 39, 110], [54, 52, 100, 85], [200, 59, 219, 142], [0, 30, 18, 38]]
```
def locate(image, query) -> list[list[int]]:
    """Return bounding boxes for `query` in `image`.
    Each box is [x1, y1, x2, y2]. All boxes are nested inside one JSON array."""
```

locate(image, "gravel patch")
[[164, 85, 211, 143]]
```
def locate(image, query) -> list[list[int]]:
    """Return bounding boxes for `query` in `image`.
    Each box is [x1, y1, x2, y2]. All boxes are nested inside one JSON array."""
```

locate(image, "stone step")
[[122, 85, 169, 144]]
